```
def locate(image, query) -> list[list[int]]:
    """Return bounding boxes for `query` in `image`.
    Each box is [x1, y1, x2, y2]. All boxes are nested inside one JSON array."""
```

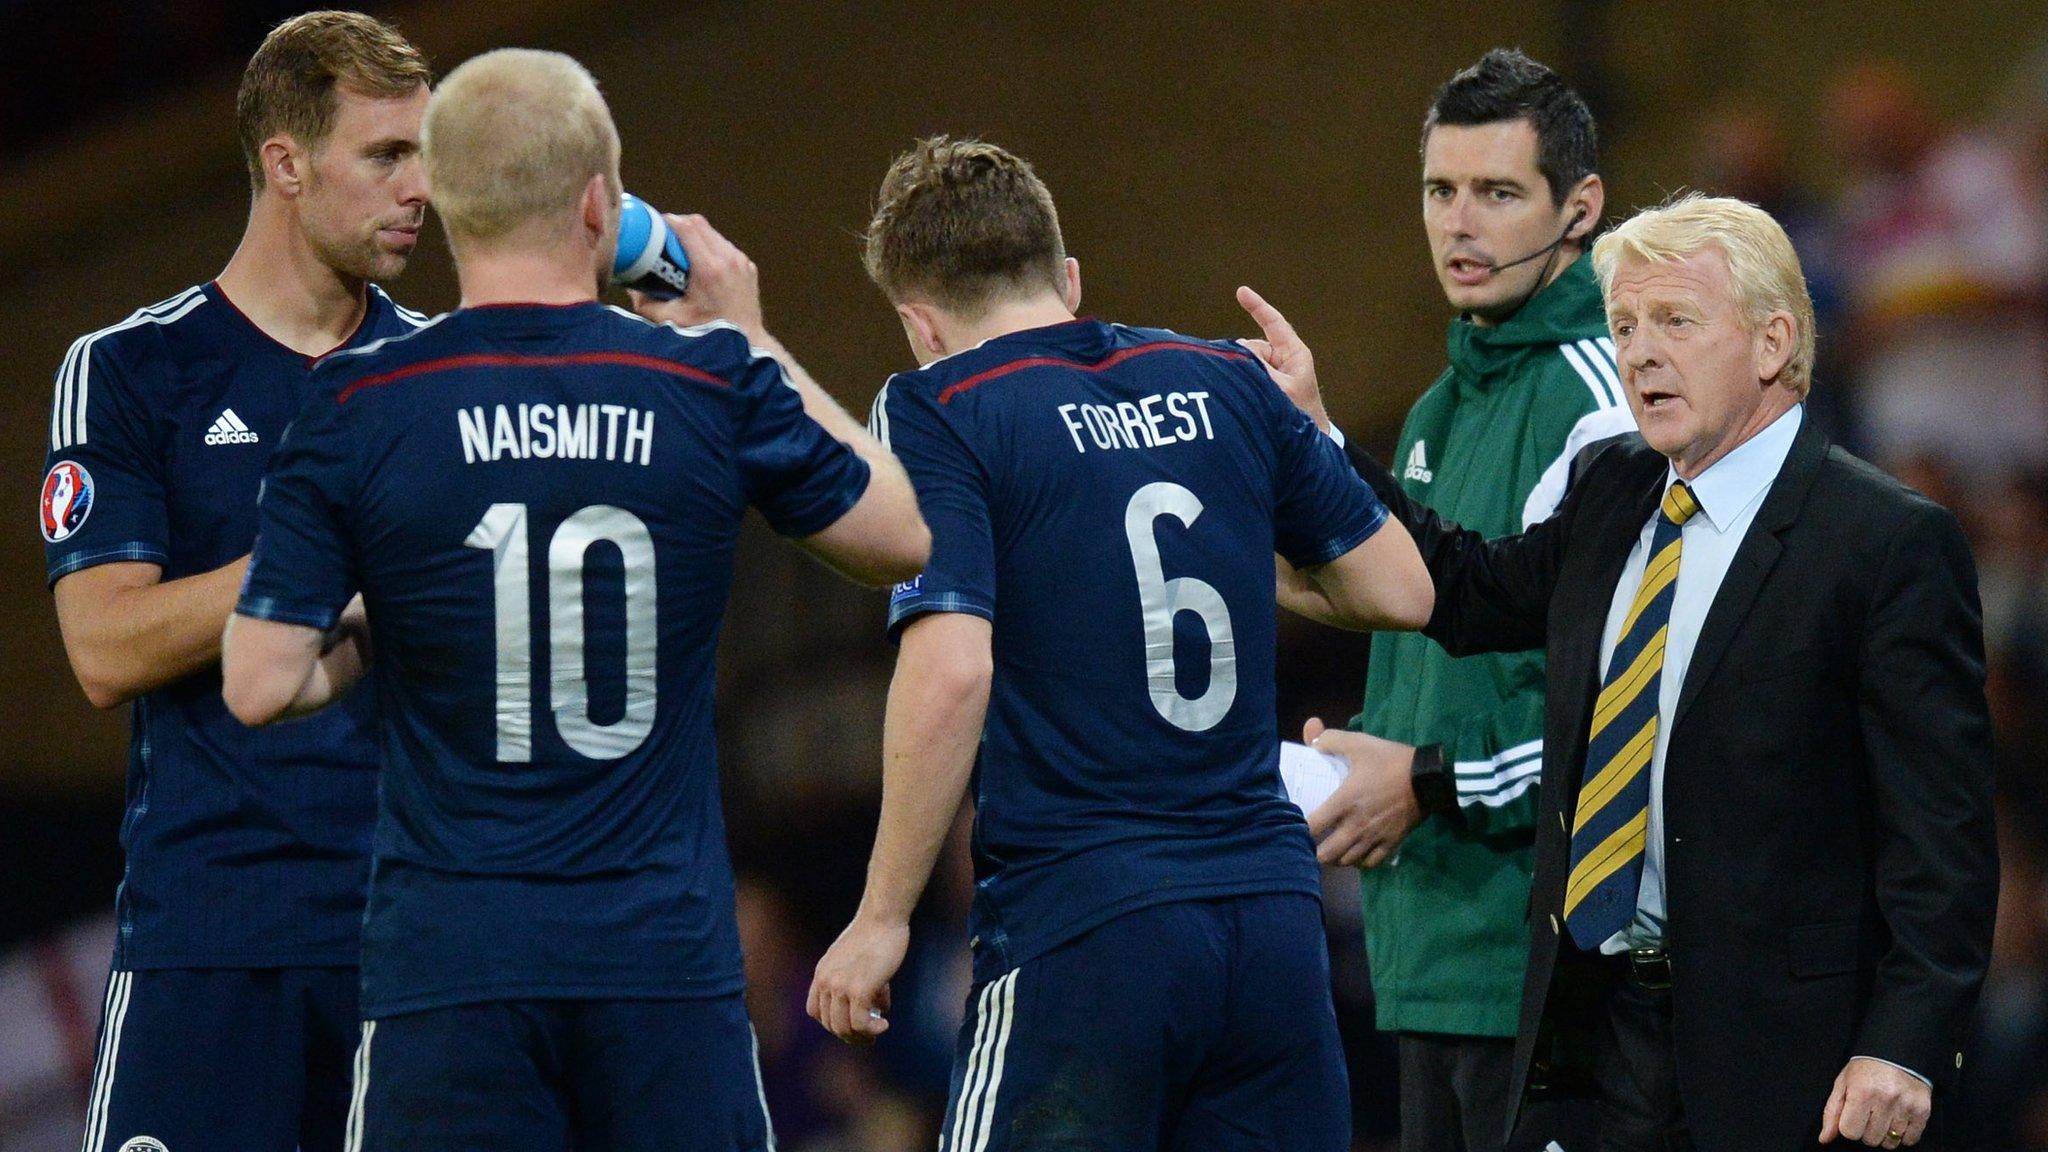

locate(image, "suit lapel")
[[1672, 419, 1830, 728]]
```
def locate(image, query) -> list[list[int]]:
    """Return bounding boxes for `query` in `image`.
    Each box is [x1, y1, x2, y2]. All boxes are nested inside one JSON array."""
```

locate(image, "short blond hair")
[[422, 49, 620, 242], [1592, 193, 1816, 397], [237, 11, 431, 192]]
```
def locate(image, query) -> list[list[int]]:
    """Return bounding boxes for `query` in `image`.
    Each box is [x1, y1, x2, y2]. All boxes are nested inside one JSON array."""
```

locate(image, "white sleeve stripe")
[[1455, 753, 1544, 794], [76, 339, 90, 448], [52, 288, 208, 451], [602, 306, 782, 362], [1462, 772, 1540, 809], [52, 337, 83, 451], [868, 383, 892, 449], [1466, 754, 1540, 787], [324, 311, 451, 365], [1578, 339, 1625, 406], [1556, 342, 1613, 410], [1453, 738, 1544, 773]]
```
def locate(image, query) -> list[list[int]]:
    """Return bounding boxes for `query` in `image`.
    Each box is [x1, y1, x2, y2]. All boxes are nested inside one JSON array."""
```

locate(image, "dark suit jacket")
[[1346, 418, 1997, 1150]]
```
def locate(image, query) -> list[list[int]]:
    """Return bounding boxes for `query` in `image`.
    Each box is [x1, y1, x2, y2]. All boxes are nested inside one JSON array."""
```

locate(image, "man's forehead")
[[330, 83, 429, 135], [1606, 248, 1732, 307], [1422, 119, 1543, 182]]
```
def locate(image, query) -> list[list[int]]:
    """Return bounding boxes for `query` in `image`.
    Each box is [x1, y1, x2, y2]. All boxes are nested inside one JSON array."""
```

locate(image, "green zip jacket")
[[1352, 256, 1637, 1037]]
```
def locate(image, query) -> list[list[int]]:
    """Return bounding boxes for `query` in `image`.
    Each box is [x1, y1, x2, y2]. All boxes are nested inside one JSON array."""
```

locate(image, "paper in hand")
[[1280, 741, 1351, 815]]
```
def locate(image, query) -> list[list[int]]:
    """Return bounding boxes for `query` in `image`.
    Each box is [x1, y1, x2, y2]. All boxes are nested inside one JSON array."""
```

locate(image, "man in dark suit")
[[1247, 194, 1996, 1149]]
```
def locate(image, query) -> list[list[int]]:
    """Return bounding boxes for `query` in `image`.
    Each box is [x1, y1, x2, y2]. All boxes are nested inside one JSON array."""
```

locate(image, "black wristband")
[[1410, 743, 1456, 815]]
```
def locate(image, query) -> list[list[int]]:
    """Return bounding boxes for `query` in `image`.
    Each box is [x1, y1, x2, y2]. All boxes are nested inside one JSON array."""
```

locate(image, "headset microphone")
[[1485, 207, 1588, 276], [1479, 206, 1587, 320]]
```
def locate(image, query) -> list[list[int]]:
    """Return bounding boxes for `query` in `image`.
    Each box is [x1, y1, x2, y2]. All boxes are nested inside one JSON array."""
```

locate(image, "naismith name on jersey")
[[454, 401, 656, 466]]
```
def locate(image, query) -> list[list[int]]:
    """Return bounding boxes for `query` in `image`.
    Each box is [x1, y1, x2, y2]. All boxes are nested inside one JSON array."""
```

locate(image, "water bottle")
[[612, 192, 690, 299]]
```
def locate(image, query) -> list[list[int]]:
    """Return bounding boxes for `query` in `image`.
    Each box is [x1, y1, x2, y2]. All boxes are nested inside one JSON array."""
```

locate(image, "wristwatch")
[[1409, 743, 1456, 816]]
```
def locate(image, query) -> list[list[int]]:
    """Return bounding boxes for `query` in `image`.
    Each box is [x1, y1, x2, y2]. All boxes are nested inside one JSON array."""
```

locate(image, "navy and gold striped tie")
[[1564, 481, 1700, 950]]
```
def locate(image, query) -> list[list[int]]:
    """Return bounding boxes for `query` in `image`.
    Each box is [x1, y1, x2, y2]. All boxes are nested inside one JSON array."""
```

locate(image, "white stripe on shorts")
[[80, 970, 133, 1152], [967, 972, 1019, 1152], [344, 1020, 376, 1152], [947, 970, 1019, 1152], [749, 1023, 778, 1151]]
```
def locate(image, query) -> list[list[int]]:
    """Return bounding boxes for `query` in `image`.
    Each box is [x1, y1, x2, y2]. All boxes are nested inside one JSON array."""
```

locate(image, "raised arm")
[[631, 213, 927, 587], [760, 333, 929, 587], [1279, 521, 1433, 632], [1239, 284, 1577, 655]]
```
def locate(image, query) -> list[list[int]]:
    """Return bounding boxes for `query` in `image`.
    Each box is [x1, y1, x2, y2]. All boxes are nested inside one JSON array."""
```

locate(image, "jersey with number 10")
[[237, 303, 871, 1017], [876, 318, 1388, 982]]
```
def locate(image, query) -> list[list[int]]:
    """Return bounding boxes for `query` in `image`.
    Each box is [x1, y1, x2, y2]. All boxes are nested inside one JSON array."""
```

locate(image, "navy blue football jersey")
[[40, 281, 428, 969], [236, 303, 871, 1017], [875, 318, 1388, 982]]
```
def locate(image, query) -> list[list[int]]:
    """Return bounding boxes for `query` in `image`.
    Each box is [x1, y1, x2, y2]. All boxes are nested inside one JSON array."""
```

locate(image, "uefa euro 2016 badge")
[[40, 460, 93, 543]]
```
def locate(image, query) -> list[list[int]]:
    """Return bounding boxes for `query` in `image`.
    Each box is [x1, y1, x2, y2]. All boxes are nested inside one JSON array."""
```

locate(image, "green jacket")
[[1353, 256, 1637, 1036]]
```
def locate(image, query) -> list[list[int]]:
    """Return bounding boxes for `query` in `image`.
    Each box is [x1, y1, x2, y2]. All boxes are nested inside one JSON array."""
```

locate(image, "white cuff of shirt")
[[1323, 422, 1346, 449], [1850, 1055, 1931, 1087]]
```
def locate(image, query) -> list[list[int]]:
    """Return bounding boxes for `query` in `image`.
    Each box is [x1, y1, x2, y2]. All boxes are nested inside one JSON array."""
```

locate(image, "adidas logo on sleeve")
[[203, 408, 260, 446], [1403, 440, 1433, 483]]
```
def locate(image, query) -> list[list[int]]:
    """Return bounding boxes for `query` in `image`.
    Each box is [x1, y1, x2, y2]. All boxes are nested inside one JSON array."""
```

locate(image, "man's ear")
[[1062, 257, 1082, 313], [1755, 309, 1797, 386], [581, 175, 613, 240], [261, 135, 307, 199], [1565, 174, 1605, 243], [897, 301, 946, 362]]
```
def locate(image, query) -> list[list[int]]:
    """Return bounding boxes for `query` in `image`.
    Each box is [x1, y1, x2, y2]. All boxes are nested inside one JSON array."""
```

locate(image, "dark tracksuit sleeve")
[[1850, 501, 1998, 1086], [1340, 434, 1580, 658]]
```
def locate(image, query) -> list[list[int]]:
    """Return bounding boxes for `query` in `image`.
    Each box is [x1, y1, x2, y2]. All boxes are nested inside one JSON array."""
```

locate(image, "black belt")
[[1621, 946, 1673, 991]]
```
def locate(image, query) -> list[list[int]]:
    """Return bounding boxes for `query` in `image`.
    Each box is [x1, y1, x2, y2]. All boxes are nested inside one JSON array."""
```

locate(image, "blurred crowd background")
[[3, 1, 2047, 1148]]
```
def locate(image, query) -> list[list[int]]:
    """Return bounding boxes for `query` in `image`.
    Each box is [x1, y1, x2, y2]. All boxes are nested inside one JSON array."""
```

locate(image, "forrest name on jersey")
[[1055, 389, 1215, 454]]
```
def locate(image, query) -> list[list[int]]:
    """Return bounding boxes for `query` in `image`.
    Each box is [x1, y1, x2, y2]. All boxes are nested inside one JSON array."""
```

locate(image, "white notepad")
[[1279, 741, 1352, 815]]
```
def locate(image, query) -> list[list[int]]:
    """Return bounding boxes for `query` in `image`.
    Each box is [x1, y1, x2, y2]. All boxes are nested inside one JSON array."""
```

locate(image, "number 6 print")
[[1123, 482, 1237, 732]]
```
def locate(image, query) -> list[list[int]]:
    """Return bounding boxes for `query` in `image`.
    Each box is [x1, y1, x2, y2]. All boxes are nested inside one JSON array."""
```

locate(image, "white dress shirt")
[[1594, 404, 1803, 954]]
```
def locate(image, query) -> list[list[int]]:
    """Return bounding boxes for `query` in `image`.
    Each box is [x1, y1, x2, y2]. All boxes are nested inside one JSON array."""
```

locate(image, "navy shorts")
[[80, 965, 361, 1152], [350, 994, 774, 1152], [939, 892, 1349, 1152]]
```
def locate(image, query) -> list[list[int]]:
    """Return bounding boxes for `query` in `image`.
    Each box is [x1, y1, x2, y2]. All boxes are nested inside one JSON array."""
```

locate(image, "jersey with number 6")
[[236, 303, 871, 1018], [875, 318, 1388, 982]]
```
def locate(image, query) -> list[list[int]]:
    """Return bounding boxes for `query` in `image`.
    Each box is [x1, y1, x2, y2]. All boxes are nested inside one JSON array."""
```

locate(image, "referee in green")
[[1250, 50, 1630, 1151]]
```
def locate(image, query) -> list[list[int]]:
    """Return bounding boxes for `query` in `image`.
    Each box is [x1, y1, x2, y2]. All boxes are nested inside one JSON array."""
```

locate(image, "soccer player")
[[220, 49, 926, 1151], [806, 137, 1434, 1150], [40, 13, 430, 1152]]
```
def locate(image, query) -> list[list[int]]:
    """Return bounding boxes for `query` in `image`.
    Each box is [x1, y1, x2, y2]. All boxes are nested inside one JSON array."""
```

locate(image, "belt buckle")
[[1628, 947, 1673, 990]]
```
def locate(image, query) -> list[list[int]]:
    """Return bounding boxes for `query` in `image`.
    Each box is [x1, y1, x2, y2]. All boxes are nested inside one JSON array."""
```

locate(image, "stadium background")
[[2, 1, 2045, 1146]]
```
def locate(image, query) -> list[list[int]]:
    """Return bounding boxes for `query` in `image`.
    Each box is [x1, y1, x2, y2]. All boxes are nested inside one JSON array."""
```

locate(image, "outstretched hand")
[[1236, 286, 1329, 432]]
